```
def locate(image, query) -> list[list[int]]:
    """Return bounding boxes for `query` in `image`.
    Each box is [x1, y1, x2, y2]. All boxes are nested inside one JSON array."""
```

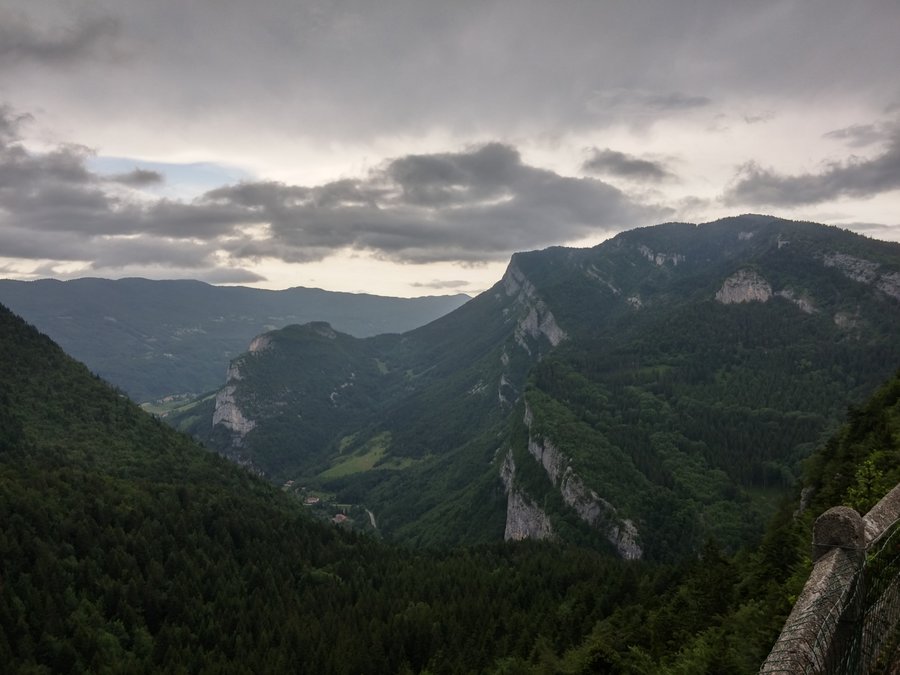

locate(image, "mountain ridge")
[[173, 215, 900, 557]]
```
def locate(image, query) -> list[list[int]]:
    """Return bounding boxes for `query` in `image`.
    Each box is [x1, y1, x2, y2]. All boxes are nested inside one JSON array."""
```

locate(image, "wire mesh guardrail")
[[761, 519, 900, 674]]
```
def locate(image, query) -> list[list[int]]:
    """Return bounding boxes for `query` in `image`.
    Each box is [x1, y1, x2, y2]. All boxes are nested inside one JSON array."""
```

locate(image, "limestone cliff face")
[[513, 404, 643, 559], [877, 272, 900, 301], [775, 288, 816, 314], [823, 253, 880, 283], [502, 261, 567, 351], [638, 244, 685, 267], [715, 269, 772, 304], [248, 334, 273, 353], [500, 449, 553, 541], [822, 253, 900, 301], [212, 358, 256, 445]]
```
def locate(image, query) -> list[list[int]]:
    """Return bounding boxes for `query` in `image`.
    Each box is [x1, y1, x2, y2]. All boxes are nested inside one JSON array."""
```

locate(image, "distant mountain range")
[[172, 215, 900, 559], [0, 278, 468, 402]]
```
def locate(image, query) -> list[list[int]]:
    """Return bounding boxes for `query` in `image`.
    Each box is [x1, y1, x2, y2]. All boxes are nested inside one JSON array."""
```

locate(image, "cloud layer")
[[1, 1, 900, 290], [582, 148, 674, 182], [0, 106, 667, 279], [725, 126, 900, 206]]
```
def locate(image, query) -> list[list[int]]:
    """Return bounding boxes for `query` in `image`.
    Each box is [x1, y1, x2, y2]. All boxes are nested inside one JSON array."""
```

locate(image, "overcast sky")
[[1, 0, 899, 296]]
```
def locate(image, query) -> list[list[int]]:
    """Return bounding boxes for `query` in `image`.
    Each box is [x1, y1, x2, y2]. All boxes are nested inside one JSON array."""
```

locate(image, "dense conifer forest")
[[2, 293, 900, 671]]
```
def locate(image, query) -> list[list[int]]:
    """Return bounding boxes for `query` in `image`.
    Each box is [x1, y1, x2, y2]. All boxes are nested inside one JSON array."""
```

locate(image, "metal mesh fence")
[[761, 521, 900, 674]]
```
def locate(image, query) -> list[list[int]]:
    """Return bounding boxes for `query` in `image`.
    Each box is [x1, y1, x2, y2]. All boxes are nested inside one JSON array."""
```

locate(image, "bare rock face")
[[775, 288, 816, 314], [527, 435, 566, 485], [248, 334, 273, 353], [638, 244, 685, 266], [503, 261, 567, 350], [823, 252, 879, 283], [558, 467, 642, 560], [715, 269, 772, 304], [821, 253, 900, 301], [500, 450, 554, 541], [833, 311, 859, 330], [504, 490, 554, 540], [518, 404, 643, 559], [212, 360, 256, 445], [212, 385, 256, 442], [877, 272, 900, 301]]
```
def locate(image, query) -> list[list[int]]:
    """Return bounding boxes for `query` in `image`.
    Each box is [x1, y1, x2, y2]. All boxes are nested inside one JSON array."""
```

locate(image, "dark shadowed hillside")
[[4, 296, 899, 673]]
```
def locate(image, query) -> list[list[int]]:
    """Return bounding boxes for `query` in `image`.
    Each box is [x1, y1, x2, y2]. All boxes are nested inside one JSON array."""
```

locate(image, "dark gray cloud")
[[0, 107, 248, 242], [0, 104, 667, 271], [587, 90, 711, 116], [582, 148, 674, 182], [724, 128, 900, 207], [584, 89, 712, 128], [108, 168, 164, 187], [743, 111, 775, 125], [823, 123, 888, 148], [12, 1, 896, 143], [0, 9, 119, 66], [0, 104, 32, 142], [205, 142, 668, 263]]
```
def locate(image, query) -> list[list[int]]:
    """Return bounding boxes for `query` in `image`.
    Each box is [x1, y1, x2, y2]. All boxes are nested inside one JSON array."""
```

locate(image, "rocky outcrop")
[[248, 334, 273, 353], [823, 253, 879, 283], [560, 472, 642, 559], [498, 374, 517, 407], [775, 288, 816, 314], [584, 265, 622, 295], [518, 403, 643, 559], [503, 261, 567, 350], [821, 253, 900, 302], [834, 311, 859, 330], [212, 384, 256, 443], [715, 269, 772, 304], [500, 449, 553, 541], [516, 304, 566, 348], [877, 272, 900, 301], [638, 244, 685, 266], [212, 359, 256, 445]]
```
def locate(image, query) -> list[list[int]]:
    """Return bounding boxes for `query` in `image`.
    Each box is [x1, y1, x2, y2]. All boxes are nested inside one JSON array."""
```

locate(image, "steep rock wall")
[[775, 288, 816, 314], [638, 244, 685, 267], [512, 403, 643, 559], [502, 261, 567, 349], [500, 449, 553, 541], [212, 359, 256, 445], [715, 269, 773, 304], [822, 253, 900, 301]]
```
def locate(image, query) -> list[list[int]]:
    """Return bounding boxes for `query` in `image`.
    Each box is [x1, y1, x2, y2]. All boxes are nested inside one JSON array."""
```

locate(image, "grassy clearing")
[[141, 392, 214, 416], [319, 432, 417, 479]]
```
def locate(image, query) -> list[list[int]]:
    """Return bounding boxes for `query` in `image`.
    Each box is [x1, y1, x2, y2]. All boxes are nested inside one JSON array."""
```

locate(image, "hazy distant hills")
[[0, 278, 468, 402], [175, 215, 900, 558]]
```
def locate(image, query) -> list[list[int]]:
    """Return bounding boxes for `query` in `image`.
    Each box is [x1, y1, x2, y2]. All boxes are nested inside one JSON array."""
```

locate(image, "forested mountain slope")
[[0, 277, 468, 402], [2, 278, 898, 673], [0, 302, 657, 672], [531, 369, 900, 674], [176, 215, 900, 557]]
